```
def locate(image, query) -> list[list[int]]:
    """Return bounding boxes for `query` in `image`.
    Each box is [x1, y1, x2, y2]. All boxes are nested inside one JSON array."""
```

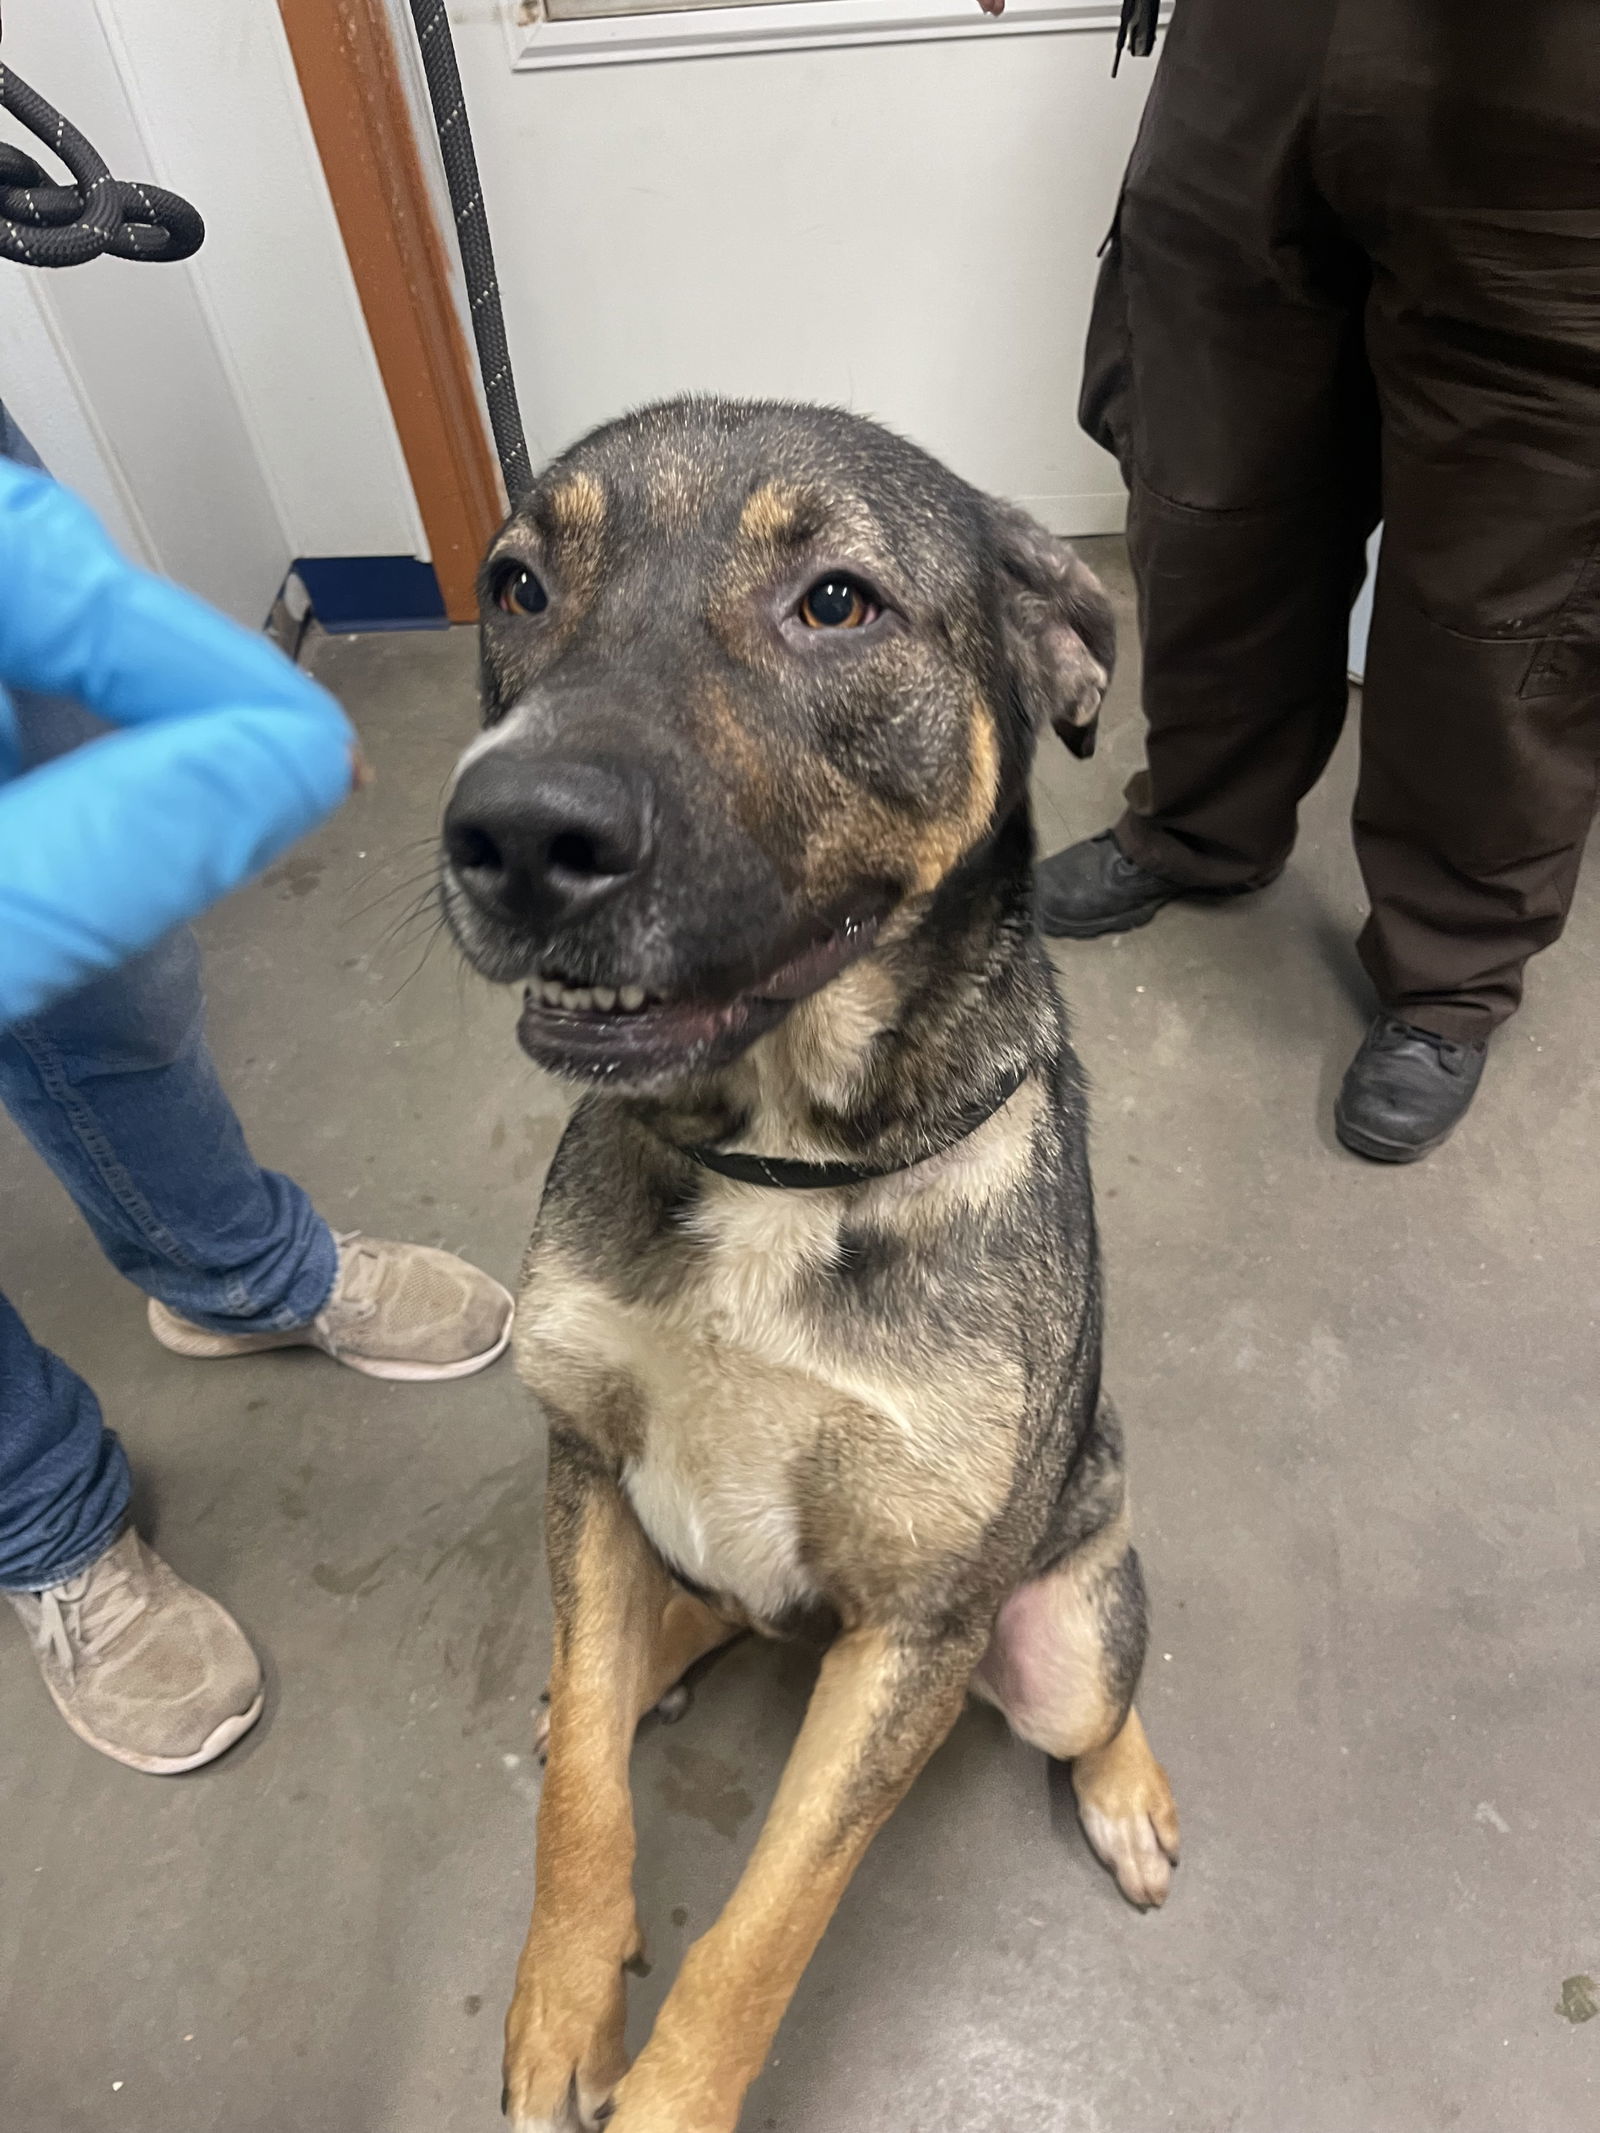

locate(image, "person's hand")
[[0, 458, 359, 1026], [976, 0, 1004, 14]]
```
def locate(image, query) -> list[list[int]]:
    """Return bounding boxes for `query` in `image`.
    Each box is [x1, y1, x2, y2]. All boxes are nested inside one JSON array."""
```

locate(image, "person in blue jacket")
[[0, 412, 512, 1774]]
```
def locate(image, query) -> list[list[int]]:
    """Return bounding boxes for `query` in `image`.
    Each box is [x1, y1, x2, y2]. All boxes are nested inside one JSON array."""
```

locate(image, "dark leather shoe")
[[1035, 831, 1191, 938], [1334, 1015, 1488, 1163], [1035, 830, 1277, 938]]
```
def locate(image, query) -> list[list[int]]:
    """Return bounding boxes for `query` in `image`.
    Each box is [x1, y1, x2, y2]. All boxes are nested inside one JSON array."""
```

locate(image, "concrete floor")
[[4, 541, 1599, 2133]]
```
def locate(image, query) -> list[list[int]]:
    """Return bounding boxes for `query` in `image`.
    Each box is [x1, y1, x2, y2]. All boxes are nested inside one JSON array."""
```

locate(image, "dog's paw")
[[1076, 1792, 1179, 1908], [502, 2070, 613, 2132], [503, 2048, 622, 2133], [502, 1956, 632, 2132], [1071, 1738, 1180, 1909]]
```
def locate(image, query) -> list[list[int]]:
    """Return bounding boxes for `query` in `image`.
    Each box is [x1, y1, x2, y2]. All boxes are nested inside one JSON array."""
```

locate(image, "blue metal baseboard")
[[292, 555, 450, 633]]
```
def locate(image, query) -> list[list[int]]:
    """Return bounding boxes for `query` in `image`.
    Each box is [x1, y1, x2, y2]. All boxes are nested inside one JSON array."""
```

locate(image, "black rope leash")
[[405, 0, 533, 500], [0, 62, 203, 268]]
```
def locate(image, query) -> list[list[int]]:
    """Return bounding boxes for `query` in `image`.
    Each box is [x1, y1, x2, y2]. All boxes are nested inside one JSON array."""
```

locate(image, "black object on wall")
[[403, 0, 532, 501]]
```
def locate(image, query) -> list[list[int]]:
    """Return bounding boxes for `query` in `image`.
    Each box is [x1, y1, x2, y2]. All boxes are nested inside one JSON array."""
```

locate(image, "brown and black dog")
[[439, 399, 1178, 2133]]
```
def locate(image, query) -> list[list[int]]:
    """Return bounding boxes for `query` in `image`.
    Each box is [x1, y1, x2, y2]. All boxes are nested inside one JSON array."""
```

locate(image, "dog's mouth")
[[515, 901, 887, 1082]]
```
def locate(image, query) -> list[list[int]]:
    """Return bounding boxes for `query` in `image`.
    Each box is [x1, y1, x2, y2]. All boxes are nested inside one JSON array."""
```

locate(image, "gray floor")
[[4, 543, 1599, 2133]]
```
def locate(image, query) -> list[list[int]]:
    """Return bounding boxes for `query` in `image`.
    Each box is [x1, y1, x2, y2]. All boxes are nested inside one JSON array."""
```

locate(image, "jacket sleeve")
[[0, 459, 356, 1027]]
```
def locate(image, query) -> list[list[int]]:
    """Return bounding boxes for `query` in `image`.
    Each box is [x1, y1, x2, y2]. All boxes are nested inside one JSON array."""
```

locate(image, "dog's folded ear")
[[985, 498, 1116, 760]]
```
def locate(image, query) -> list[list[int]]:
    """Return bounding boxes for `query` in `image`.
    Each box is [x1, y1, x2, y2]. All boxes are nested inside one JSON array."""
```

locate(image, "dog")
[[439, 398, 1179, 2133]]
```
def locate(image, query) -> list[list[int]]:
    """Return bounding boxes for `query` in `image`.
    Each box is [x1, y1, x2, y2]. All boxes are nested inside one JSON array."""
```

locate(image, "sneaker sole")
[[329, 1313, 514, 1382], [148, 1306, 312, 1361], [42, 1679, 265, 1775], [150, 1291, 515, 1381]]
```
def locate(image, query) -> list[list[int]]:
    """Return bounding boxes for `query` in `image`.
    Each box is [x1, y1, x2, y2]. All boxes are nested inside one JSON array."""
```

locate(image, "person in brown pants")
[[1035, 0, 1600, 1161]]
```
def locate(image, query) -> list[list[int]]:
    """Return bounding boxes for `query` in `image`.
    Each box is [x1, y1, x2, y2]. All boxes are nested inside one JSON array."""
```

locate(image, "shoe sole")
[[1038, 873, 1282, 942], [150, 1290, 515, 1382], [1334, 1112, 1456, 1164], [42, 1680, 265, 1775], [1039, 895, 1176, 941], [331, 1314, 514, 1382]]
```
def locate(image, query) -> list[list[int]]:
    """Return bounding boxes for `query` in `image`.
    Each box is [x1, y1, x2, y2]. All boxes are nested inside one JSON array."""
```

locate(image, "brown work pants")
[[1085, 0, 1600, 1040]]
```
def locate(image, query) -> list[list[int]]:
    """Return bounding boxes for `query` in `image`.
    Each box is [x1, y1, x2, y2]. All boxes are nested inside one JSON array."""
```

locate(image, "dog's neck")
[[627, 804, 1047, 1172]]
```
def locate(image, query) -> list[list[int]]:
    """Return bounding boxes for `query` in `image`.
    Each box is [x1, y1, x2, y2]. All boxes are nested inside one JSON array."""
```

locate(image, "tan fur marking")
[[533, 1586, 737, 1761], [602, 1626, 976, 2132], [524, 473, 607, 649], [903, 695, 1001, 892], [691, 679, 786, 850], [801, 695, 1002, 902], [646, 1591, 740, 1706], [738, 481, 804, 549], [1071, 1706, 1180, 1910], [503, 1483, 664, 2129], [723, 952, 900, 1135], [549, 471, 607, 537]]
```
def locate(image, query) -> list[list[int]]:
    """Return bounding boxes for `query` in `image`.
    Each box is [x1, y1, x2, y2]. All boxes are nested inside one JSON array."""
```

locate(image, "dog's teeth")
[[538, 981, 564, 1008], [561, 987, 592, 1011], [619, 985, 645, 1011], [591, 987, 617, 1012]]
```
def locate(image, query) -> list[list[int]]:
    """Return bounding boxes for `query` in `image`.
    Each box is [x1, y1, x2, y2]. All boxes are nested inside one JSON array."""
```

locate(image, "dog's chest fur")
[[517, 1100, 1040, 1631]]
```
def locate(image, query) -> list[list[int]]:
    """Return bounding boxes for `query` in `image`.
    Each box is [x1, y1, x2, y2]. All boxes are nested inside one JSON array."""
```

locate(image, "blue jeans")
[[0, 416, 338, 1591]]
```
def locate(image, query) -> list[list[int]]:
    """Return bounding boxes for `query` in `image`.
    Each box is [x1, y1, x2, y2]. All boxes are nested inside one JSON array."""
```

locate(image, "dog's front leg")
[[607, 1618, 985, 2133], [503, 1431, 671, 2133]]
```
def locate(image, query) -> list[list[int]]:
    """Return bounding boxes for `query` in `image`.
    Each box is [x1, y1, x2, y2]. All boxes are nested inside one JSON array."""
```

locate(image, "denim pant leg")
[[0, 404, 333, 1585], [1, 675, 338, 1329], [0, 920, 338, 1334], [0, 1294, 130, 1592]]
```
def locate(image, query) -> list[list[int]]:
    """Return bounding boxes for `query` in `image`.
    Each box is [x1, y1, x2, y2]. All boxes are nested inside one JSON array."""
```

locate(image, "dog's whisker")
[[382, 916, 448, 1003], [364, 884, 445, 952], [342, 866, 442, 925]]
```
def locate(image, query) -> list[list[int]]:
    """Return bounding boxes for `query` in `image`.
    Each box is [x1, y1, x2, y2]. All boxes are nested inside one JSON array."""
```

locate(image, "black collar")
[[673, 1062, 1029, 1191]]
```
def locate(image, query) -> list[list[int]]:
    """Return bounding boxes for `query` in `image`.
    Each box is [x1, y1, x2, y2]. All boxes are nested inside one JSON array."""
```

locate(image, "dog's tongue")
[[754, 915, 881, 1002]]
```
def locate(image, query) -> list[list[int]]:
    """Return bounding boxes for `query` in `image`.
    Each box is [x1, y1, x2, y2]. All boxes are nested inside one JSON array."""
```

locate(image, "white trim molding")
[[507, 0, 1150, 73]]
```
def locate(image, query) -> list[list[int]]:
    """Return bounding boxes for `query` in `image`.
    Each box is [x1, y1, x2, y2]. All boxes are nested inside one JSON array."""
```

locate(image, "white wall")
[[0, 0, 424, 623], [0, 3, 1145, 624], [444, 16, 1151, 532]]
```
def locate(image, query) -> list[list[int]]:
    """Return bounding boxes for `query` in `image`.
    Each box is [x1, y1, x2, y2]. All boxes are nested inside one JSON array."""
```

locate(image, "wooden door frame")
[[277, 0, 504, 622]]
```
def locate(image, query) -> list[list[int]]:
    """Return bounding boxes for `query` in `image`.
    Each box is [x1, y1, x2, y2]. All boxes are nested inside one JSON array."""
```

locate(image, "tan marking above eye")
[[547, 472, 607, 535], [740, 482, 807, 548]]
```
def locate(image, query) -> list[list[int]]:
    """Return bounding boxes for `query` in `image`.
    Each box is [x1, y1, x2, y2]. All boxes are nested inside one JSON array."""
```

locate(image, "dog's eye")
[[495, 566, 548, 618], [799, 576, 878, 631]]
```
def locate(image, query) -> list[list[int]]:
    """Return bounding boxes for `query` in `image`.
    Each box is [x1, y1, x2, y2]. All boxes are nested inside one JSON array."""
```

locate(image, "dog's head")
[[440, 399, 1111, 1089]]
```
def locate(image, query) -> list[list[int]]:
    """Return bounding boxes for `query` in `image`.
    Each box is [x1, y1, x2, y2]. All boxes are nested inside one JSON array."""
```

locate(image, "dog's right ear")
[[984, 498, 1116, 760]]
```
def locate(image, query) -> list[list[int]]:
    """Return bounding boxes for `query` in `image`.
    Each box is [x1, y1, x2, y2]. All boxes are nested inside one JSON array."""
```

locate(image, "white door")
[[441, 3, 1158, 535]]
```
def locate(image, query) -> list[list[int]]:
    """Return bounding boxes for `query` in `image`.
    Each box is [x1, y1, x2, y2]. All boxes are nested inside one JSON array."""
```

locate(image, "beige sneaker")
[[7, 1527, 263, 1775], [148, 1232, 514, 1383]]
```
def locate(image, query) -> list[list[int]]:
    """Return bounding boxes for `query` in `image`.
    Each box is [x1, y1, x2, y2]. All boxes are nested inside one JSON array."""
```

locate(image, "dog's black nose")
[[444, 753, 652, 929]]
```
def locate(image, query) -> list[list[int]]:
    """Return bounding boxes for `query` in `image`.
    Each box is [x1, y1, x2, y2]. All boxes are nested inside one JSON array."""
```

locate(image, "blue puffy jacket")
[[0, 458, 355, 1027]]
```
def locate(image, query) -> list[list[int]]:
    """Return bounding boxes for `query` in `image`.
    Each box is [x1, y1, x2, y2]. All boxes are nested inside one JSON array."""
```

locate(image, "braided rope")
[[0, 63, 203, 268]]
